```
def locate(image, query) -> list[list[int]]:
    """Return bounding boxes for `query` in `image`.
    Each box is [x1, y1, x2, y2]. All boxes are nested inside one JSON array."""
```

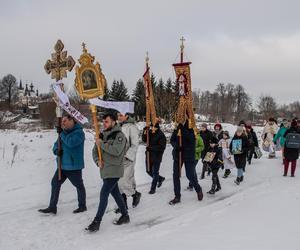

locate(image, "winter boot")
[[207, 184, 216, 195], [132, 191, 141, 208], [38, 207, 57, 215], [157, 177, 165, 188], [148, 189, 156, 194], [240, 176, 244, 182], [223, 169, 231, 178], [197, 190, 204, 201], [85, 219, 100, 232], [169, 196, 181, 205], [73, 206, 87, 214], [234, 177, 240, 185], [113, 214, 130, 225]]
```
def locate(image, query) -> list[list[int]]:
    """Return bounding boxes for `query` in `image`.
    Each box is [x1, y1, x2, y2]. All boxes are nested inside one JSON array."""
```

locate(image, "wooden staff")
[[90, 104, 103, 168], [178, 127, 183, 177], [146, 126, 151, 172]]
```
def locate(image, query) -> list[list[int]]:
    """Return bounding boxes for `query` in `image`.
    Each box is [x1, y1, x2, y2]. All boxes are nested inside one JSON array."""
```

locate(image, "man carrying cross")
[[38, 114, 87, 214]]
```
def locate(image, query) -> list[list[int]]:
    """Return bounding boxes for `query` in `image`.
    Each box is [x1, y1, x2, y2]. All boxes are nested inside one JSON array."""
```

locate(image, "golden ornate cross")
[[44, 39, 75, 81]]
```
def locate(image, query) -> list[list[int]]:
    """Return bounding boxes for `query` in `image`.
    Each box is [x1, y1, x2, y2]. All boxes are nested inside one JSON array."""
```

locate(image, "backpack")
[[285, 133, 300, 149]]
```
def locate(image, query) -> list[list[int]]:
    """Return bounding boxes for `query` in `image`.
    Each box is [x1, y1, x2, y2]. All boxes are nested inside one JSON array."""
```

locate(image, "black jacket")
[[171, 124, 195, 162], [200, 129, 214, 159], [283, 127, 300, 161], [142, 126, 166, 163], [247, 129, 259, 149], [230, 134, 249, 168], [206, 146, 223, 169]]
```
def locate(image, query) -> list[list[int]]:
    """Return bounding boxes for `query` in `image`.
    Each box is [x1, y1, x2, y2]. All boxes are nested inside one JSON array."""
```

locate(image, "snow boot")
[[197, 190, 204, 201], [169, 197, 181, 205], [240, 176, 244, 182], [113, 214, 130, 225], [223, 169, 231, 178], [157, 177, 165, 188], [207, 184, 216, 195], [234, 177, 240, 185], [73, 206, 87, 214], [132, 191, 141, 208], [38, 207, 57, 215], [85, 219, 100, 232], [148, 189, 156, 194]]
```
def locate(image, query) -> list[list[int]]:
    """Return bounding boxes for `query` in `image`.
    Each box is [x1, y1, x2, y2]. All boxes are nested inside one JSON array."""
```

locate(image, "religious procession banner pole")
[[172, 37, 196, 177], [74, 43, 106, 168], [143, 52, 157, 172], [44, 40, 75, 180]]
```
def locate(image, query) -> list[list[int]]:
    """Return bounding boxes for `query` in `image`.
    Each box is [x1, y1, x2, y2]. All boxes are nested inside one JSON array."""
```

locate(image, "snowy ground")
[[1, 125, 300, 250]]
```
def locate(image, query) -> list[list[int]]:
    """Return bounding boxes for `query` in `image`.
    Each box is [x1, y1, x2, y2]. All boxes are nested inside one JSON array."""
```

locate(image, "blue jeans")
[[146, 161, 164, 191], [237, 168, 244, 178], [95, 178, 128, 222], [49, 169, 86, 209], [173, 160, 202, 198]]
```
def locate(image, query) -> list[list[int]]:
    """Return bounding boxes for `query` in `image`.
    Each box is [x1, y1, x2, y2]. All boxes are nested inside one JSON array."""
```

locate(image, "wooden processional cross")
[[44, 40, 75, 180]]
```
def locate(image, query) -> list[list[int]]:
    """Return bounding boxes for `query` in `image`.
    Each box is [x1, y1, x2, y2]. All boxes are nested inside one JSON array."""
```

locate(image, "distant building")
[[16, 80, 40, 117]]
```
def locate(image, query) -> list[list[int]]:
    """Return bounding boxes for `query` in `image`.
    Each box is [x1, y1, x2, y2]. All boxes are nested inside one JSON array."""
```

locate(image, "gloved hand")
[[146, 146, 152, 151], [178, 146, 183, 152], [56, 126, 63, 134], [99, 133, 104, 140]]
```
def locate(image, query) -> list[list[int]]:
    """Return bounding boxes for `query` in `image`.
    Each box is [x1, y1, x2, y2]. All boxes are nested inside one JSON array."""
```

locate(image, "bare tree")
[[0, 74, 18, 108], [257, 95, 278, 120]]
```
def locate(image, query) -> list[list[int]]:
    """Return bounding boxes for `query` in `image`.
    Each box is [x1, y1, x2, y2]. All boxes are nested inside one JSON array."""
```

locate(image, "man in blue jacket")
[[38, 114, 87, 215]]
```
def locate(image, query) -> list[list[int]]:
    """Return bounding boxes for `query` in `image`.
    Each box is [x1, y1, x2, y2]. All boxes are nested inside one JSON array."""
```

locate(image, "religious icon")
[[232, 139, 242, 155], [75, 43, 106, 99], [178, 74, 188, 96], [82, 69, 97, 90]]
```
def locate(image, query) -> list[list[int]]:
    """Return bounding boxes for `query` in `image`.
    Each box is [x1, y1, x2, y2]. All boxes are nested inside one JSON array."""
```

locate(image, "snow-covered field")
[[1, 125, 300, 250]]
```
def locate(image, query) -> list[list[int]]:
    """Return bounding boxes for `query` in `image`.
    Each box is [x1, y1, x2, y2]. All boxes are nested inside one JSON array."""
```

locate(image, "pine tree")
[[132, 79, 146, 120], [109, 79, 130, 101]]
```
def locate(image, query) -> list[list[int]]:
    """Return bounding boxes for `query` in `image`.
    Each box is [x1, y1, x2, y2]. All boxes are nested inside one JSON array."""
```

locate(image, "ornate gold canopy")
[[75, 43, 106, 99]]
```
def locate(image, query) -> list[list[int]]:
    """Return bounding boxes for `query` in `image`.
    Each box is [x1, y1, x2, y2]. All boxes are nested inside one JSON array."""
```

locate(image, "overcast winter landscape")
[[1, 1, 300, 250]]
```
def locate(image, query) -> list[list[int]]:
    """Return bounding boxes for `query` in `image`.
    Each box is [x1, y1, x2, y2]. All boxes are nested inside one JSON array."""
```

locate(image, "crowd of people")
[[38, 113, 300, 233]]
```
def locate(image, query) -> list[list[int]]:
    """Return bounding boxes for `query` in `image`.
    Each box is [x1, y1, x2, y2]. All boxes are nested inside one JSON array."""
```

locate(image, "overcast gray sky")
[[0, 0, 299, 105]]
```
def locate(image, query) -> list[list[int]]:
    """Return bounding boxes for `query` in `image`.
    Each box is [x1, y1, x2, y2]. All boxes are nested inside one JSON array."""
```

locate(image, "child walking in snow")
[[230, 127, 249, 185], [219, 131, 234, 178], [204, 137, 223, 194]]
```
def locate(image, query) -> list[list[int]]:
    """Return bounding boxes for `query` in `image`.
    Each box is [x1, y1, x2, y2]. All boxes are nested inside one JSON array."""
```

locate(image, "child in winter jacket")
[[262, 118, 279, 158], [230, 126, 249, 185], [204, 136, 223, 194], [219, 131, 234, 178]]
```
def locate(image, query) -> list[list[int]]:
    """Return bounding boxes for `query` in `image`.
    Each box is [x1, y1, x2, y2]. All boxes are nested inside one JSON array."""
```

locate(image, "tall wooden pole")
[[44, 40, 75, 180], [90, 104, 103, 168]]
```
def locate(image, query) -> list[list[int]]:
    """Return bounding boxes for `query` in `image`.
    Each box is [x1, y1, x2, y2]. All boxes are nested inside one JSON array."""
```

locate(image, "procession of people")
[[38, 113, 300, 233], [37, 39, 300, 234]]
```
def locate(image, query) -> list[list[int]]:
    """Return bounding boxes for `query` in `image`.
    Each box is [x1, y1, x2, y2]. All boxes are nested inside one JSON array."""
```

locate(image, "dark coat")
[[213, 130, 224, 142], [283, 127, 300, 161], [247, 129, 259, 149], [230, 134, 249, 169], [171, 125, 195, 162], [200, 129, 214, 159], [206, 145, 223, 170], [142, 126, 166, 163]]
